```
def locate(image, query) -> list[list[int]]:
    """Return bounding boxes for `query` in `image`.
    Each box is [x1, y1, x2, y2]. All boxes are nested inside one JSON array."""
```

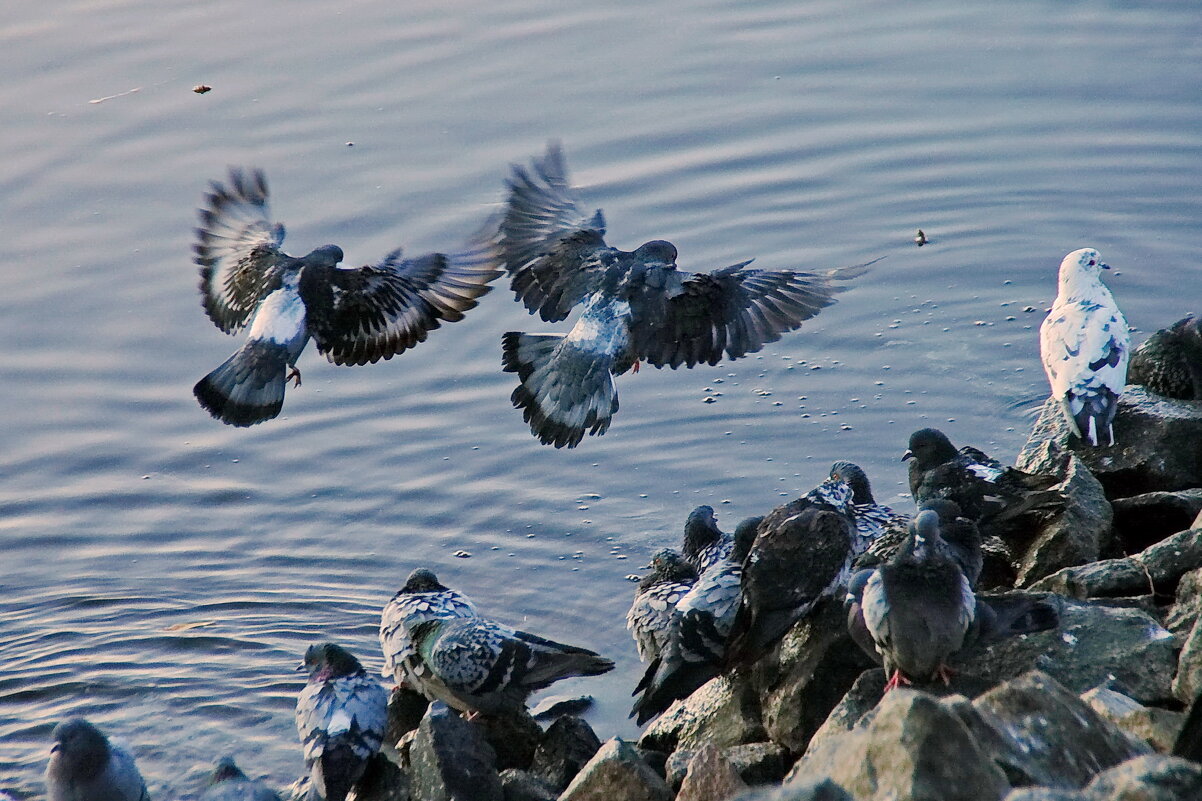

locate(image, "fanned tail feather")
[[194, 340, 290, 427]]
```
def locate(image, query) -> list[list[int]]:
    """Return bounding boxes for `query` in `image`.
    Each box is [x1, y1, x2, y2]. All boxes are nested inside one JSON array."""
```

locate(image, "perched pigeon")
[[45, 717, 150, 801], [680, 505, 734, 575], [626, 549, 698, 663], [631, 515, 761, 724], [849, 509, 977, 690], [192, 168, 501, 426], [725, 478, 858, 666], [854, 499, 982, 589], [904, 427, 1063, 541], [828, 461, 910, 554], [406, 613, 615, 717], [379, 568, 478, 688], [1039, 248, 1130, 446], [1129, 314, 1202, 400], [495, 143, 871, 447], [295, 643, 388, 801], [199, 757, 281, 801]]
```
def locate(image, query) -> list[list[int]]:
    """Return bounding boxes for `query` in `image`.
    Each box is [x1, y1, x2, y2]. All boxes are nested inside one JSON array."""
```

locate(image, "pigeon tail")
[[194, 339, 293, 426], [502, 331, 618, 448], [630, 657, 717, 725], [1064, 386, 1120, 447]]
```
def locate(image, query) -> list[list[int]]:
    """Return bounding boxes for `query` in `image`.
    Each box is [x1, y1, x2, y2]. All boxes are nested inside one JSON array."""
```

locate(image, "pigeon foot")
[[884, 669, 912, 692], [287, 366, 303, 387]]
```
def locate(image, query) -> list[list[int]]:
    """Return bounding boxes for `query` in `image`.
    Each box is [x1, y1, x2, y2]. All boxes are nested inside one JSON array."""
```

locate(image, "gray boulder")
[[408, 703, 502, 801], [1165, 568, 1202, 636], [733, 778, 853, 801], [1081, 685, 1186, 753], [1002, 791, 1083, 801], [666, 742, 789, 791], [1032, 525, 1202, 601], [350, 752, 409, 801], [1112, 490, 1202, 553], [1015, 454, 1113, 586], [385, 687, 430, 746], [528, 715, 600, 791], [498, 769, 556, 801], [473, 709, 543, 771], [675, 743, 748, 801], [559, 738, 672, 801], [1082, 754, 1202, 800], [637, 673, 765, 753]]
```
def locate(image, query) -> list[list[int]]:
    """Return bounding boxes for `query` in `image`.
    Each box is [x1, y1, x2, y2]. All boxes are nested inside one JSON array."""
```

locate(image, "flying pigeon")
[[630, 515, 761, 724], [1039, 248, 1130, 446], [904, 427, 1063, 541], [295, 643, 389, 801], [1129, 313, 1202, 400], [724, 477, 858, 666], [199, 757, 282, 801], [626, 548, 698, 663], [45, 718, 150, 801], [853, 499, 982, 589], [379, 568, 478, 688], [191, 168, 501, 426], [849, 509, 977, 691], [680, 505, 735, 575], [406, 613, 615, 718], [828, 461, 910, 554], [495, 142, 872, 448]]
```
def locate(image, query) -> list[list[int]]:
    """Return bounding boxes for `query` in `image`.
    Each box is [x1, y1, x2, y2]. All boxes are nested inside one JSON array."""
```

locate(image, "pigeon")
[[1039, 248, 1130, 446], [626, 548, 698, 663], [45, 718, 150, 801], [295, 643, 389, 801], [496, 142, 871, 447], [854, 499, 982, 589], [849, 509, 977, 691], [379, 568, 478, 688], [406, 613, 615, 717], [904, 427, 1063, 541], [199, 757, 281, 801], [828, 461, 911, 554], [1129, 314, 1202, 400], [630, 515, 761, 724], [192, 168, 501, 426], [680, 505, 734, 575], [724, 477, 858, 666]]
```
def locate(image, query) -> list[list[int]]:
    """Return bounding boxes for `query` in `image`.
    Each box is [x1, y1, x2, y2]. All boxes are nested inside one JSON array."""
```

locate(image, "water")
[[1, 0, 1200, 795]]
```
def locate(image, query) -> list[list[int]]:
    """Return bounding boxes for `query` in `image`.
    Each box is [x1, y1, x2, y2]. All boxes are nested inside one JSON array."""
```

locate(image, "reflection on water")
[[1, 0, 1200, 796]]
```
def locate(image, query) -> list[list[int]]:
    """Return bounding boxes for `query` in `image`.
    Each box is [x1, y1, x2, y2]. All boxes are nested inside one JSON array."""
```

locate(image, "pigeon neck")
[[1057, 269, 1103, 302]]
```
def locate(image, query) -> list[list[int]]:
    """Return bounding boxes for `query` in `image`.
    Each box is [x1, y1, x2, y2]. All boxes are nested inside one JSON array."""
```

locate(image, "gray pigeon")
[[295, 643, 389, 801], [680, 505, 734, 575], [192, 168, 501, 426], [1129, 313, 1202, 400], [407, 614, 615, 717], [496, 142, 871, 448], [625, 548, 698, 663], [828, 461, 910, 554], [199, 757, 281, 801], [853, 499, 982, 589], [45, 717, 150, 801], [379, 568, 478, 688]]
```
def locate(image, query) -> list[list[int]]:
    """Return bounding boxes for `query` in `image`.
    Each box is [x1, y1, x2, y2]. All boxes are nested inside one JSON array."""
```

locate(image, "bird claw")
[[884, 670, 912, 692], [937, 664, 956, 686], [286, 366, 302, 388], [632, 360, 641, 374]]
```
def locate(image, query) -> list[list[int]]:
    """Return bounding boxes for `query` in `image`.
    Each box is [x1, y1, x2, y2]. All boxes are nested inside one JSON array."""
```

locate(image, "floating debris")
[[452, 549, 471, 559], [192, 84, 212, 94], [914, 229, 927, 246]]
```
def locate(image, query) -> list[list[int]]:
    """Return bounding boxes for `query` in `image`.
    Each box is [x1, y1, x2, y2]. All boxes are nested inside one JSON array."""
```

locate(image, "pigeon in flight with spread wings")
[[192, 168, 501, 427], [496, 143, 872, 448]]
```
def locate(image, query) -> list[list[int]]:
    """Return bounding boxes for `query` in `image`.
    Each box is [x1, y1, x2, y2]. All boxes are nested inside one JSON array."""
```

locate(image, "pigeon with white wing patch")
[[626, 548, 697, 664], [379, 568, 478, 690]]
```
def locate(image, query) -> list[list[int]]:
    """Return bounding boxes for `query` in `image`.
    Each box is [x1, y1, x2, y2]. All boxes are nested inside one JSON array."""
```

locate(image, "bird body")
[[828, 461, 910, 554], [199, 757, 281, 801], [379, 568, 478, 688], [45, 718, 149, 801], [1039, 248, 1130, 446], [680, 505, 734, 575], [626, 549, 698, 663], [854, 499, 982, 589]]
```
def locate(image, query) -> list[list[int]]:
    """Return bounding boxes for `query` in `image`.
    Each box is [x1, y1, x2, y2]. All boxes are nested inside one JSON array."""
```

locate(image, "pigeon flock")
[[39, 142, 1163, 799]]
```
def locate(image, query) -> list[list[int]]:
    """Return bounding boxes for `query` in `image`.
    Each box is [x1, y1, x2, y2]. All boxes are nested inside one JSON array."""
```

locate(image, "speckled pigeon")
[[854, 499, 982, 589], [192, 168, 501, 426], [725, 477, 858, 666], [828, 461, 910, 554], [199, 757, 281, 801], [379, 568, 478, 688], [45, 717, 149, 801], [631, 515, 762, 724], [626, 548, 698, 663], [406, 613, 615, 717], [495, 142, 871, 448], [1129, 313, 1202, 400], [294, 643, 388, 801], [680, 505, 735, 575], [1040, 248, 1130, 446], [904, 427, 1063, 541]]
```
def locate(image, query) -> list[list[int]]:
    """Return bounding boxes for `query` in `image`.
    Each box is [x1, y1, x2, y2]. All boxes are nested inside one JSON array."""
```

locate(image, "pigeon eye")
[[1088, 258, 1096, 266]]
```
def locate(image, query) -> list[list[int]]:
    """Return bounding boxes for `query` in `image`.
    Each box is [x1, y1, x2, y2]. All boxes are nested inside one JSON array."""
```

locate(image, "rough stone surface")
[[498, 769, 557, 801], [637, 673, 765, 753], [1082, 754, 1202, 800], [559, 738, 672, 801], [409, 703, 502, 801], [1031, 525, 1202, 601], [733, 778, 853, 801], [1082, 686, 1186, 753], [1016, 454, 1113, 586], [676, 743, 748, 801], [350, 752, 409, 801], [1164, 568, 1202, 635], [1172, 614, 1202, 703], [804, 668, 888, 755], [1001, 791, 1083, 801], [1112, 490, 1202, 553], [385, 686, 430, 746], [667, 742, 789, 791], [528, 715, 601, 792], [474, 709, 543, 772], [973, 671, 1151, 789]]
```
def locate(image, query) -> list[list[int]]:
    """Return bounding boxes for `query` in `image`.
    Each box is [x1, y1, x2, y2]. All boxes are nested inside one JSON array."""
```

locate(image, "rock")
[[351, 752, 410, 801], [528, 715, 601, 791], [385, 686, 430, 746], [1165, 568, 1202, 635], [1112, 490, 1202, 553], [1082, 754, 1202, 800], [667, 742, 789, 791], [1172, 613, 1202, 703], [498, 769, 557, 801], [1030, 525, 1202, 601], [529, 695, 593, 721], [637, 673, 765, 753], [1082, 685, 1186, 753], [1128, 314, 1202, 401], [474, 709, 543, 771], [1017, 387, 1202, 499], [973, 671, 1150, 789], [637, 747, 668, 779], [1015, 455, 1113, 586], [805, 668, 888, 755], [733, 778, 853, 801], [559, 738, 672, 801], [409, 702, 502, 801], [1001, 791, 1084, 801], [676, 743, 748, 801], [787, 689, 1010, 801], [953, 596, 1177, 705]]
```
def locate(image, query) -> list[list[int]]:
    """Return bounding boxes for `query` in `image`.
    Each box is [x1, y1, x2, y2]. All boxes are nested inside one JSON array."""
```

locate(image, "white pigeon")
[[1039, 247, 1130, 446]]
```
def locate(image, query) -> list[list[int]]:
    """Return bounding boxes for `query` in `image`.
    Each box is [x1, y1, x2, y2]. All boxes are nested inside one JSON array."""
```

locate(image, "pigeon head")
[[209, 756, 247, 784], [633, 240, 678, 266], [903, 428, 958, 468], [49, 718, 111, 780], [901, 509, 945, 562], [813, 476, 855, 512], [1064, 247, 1108, 275], [304, 244, 345, 267], [682, 505, 721, 554], [641, 548, 696, 588], [300, 642, 363, 681], [1057, 248, 1110, 297], [401, 568, 449, 594], [830, 461, 875, 505], [731, 516, 764, 562]]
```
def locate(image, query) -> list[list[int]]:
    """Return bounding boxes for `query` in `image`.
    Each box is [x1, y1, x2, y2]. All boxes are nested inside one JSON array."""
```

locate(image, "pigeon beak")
[[50, 742, 60, 754], [902, 450, 914, 461], [295, 662, 307, 672], [1100, 262, 1111, 270]]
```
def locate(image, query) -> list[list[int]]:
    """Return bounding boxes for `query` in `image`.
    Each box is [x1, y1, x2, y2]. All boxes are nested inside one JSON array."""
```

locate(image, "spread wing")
[[301, 238, 501, 366], [194, 168, 288, 333]]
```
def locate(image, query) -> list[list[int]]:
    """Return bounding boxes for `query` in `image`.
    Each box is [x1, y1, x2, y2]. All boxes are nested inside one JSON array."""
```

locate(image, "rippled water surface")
[[2, 0, 1200, 795]]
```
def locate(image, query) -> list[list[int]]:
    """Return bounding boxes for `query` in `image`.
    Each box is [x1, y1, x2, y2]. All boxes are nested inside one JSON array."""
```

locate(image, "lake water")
[[1, 0, 1199, 796]]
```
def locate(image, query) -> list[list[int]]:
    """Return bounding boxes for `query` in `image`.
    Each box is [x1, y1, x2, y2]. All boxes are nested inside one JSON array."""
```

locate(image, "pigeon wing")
[[626, 580, 695, 662], [1041, 299, 1130, 403]]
